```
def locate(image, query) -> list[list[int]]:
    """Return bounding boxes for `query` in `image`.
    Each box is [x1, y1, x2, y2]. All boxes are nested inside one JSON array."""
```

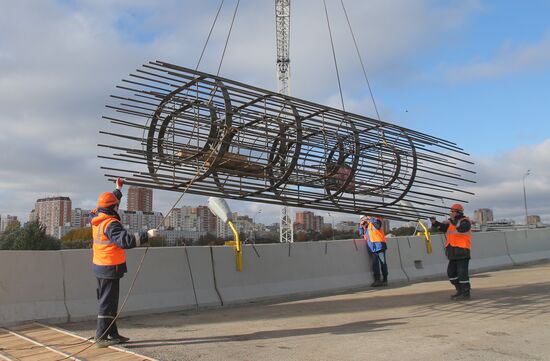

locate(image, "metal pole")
[[523, 170, 530, 225], [328, 212, 335, 241]]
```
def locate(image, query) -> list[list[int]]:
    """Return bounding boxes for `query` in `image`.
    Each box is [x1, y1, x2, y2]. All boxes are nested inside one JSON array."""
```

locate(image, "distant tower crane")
[[275, 0, 293, 243]]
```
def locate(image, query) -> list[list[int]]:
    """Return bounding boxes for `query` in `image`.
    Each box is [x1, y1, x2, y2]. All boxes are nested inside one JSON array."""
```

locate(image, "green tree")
[[390, 226, 416, 237], [0, 220, 60, 250], [60, 227, 92, 249]]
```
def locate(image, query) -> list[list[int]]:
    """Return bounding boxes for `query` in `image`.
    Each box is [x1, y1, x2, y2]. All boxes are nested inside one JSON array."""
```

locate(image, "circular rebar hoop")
[[100, 60, 475, 220]]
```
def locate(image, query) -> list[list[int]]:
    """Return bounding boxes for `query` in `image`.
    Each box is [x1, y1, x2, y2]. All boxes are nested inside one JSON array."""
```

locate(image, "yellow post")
[[418, 219, 432, 254], [227, 221, 243, 271]]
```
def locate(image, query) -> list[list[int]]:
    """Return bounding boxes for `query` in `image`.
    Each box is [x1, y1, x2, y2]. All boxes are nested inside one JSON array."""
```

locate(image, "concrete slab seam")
[[209, 246, 224, 307], [184, 247, 199, 311], [59, 252, 71, 323], [502, 232, 517, 266], [398, 238, 410, 282]]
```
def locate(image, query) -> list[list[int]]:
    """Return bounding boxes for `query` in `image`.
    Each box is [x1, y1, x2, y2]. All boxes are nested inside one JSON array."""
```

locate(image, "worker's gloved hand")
[[116, 177, 124, 190], [147, 229, 159, 239]]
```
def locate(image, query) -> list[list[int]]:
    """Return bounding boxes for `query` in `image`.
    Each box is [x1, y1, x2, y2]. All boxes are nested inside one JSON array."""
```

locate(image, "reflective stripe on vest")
[[445, 218, 471, 249], [367, 221, 386, 243], [92, 217, 126, 266]]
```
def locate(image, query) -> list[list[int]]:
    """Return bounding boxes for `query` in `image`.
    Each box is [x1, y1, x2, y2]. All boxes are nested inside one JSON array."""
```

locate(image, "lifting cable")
[[322, 0, 346, 114], [340, 0, 388, 205], [51, 1, 241, 360]]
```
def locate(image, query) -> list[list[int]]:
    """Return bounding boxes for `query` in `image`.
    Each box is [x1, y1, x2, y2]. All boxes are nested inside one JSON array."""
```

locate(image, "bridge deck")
[[60, 262, 550, 361]]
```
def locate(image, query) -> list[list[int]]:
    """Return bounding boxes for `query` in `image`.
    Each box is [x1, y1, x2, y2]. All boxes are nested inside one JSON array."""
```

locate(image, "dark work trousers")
[[447, 258, 470, 291], [371, 251, 388, 281], [96, 278, 120, 340]]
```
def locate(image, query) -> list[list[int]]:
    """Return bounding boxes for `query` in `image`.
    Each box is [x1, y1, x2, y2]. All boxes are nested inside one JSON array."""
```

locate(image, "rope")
[[54, 1, 240, 359], [322, 0, 346, 114]]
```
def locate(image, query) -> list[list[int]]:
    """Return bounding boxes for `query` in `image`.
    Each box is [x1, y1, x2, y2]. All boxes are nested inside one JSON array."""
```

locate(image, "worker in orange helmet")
[[90, 178, 158, 348], [359, 214, 388, 287], [430, 203, 472, 300]]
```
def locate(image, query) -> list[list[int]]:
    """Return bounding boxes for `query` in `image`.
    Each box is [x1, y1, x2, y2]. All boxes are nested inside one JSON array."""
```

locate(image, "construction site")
[[1, 1, 550, 360]]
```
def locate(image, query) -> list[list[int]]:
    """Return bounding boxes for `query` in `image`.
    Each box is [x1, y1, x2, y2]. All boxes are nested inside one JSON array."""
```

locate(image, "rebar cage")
[[100, 60, 475, 220]]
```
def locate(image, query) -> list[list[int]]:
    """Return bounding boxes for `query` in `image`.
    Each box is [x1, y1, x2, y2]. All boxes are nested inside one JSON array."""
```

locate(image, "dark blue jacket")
[[90, 189, 147, 279]]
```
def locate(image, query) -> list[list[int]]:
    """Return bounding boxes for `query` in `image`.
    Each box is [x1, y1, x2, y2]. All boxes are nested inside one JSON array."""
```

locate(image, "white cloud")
[[3, 0, 547, 230], [446, 34, 550, 83], [465, 139, 550, 222]]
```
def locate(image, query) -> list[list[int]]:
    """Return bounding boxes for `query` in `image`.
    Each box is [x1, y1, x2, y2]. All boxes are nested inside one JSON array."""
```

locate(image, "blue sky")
[[0, 0, 549, 226]]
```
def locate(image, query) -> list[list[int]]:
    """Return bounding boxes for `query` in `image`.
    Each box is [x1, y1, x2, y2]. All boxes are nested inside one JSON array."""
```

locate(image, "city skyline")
[[0, 1, 549, 225]]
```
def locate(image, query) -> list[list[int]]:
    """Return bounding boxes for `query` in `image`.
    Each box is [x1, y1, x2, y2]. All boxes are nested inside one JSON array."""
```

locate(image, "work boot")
[[380, 278, 388, 287], [371, 280, 382, 287], [450, 285, 462, 300], [95, 338, 119, 348], [110, 334, 130, 343], [455, 288, 471, 301]]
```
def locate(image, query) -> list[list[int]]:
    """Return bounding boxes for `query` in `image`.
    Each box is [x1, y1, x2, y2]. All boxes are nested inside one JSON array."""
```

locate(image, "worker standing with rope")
[[359, 215, 388, 287], [430, 203, 472, 300], [91, 178, 158, 348]]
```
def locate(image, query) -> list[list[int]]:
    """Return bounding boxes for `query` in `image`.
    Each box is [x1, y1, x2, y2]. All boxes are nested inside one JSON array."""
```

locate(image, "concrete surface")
[[62, 261, 550, 361]]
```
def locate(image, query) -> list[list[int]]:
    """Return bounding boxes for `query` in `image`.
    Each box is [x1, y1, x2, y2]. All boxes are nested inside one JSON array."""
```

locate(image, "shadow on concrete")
[[123, 318, 406, 348], [412, 282, 550, 320]]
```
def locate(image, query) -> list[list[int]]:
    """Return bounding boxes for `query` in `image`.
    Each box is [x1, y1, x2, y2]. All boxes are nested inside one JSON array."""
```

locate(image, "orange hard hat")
[[450, 203, 464, 212], [97, 192, 120, 208]]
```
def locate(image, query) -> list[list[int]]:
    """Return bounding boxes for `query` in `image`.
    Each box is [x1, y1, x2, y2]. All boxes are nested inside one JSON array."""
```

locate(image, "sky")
[[1, 0, 549, 227]]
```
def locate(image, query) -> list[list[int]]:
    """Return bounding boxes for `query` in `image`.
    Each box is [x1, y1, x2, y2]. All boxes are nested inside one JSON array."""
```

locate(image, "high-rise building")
[[119, 210, 163, 232], [71, 208, 91, 228], [0, 215, 19, 232], [474, 208, 494, 225], [196, 206, 217, 234], [527, 215, 541, 225], [295, 211, 324, 232], [34, 197, 72, 236], [127, 186, 153, 212]]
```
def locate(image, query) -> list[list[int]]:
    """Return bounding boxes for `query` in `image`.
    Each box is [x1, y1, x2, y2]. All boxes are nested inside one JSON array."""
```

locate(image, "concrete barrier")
[[3, 228, 550, 326], [211, 240, 373, 304], [185, 246, 222, 308], [505, 228, 550, 264], [0, 251, 67, 326], [395, 234, 448, 281], [470, 231, 514, 272], [120, 247, 199, 315], [60, 249, 96, 321]]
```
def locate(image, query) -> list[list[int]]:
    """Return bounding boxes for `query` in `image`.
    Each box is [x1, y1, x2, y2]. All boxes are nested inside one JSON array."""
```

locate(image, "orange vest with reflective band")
[[92, 214, 126, 266], [367, 222, 387, 243], [445, 217, 471, 249]]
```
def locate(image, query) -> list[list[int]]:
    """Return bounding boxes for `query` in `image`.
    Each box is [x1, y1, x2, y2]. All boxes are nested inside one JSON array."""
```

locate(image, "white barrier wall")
[[396, 234, 448, 280], [0, 251, 67, 325], [469, 232, 514, 272], [505, 229, 550, 264], [1, 228, 550, 326], [212, 240, 377, 304]]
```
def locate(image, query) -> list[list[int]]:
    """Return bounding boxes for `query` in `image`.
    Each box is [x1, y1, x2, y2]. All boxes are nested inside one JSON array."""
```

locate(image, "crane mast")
[[275, 0, 293, 243]]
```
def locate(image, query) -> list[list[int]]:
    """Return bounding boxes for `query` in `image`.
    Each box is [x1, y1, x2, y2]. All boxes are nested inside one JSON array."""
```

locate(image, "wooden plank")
[[1, 324, 157, 361]]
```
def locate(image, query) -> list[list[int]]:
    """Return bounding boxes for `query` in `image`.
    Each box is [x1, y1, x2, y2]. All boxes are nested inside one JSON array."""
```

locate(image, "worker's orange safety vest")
[[367, 221, 387, 243], [445, 217, 471, 249], [92, 214, 126, 266]]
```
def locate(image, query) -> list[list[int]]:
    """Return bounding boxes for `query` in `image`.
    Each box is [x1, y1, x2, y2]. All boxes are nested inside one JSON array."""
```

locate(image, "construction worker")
[[91, 178, 158, 348], [359, 215, 388, 287], [430, 203, 472, 300]]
